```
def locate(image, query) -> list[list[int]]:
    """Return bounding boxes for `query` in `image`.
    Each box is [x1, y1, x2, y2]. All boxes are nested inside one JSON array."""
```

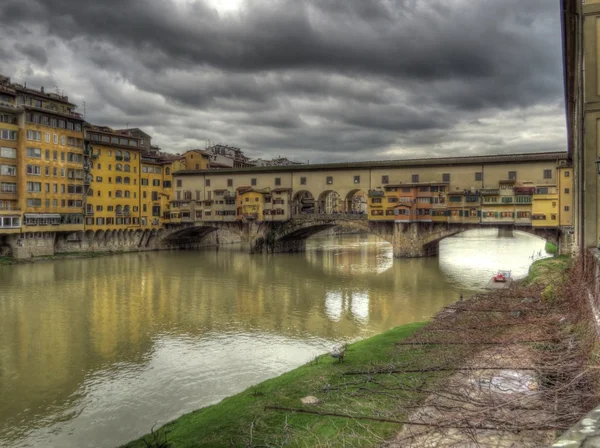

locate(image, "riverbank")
[[122, 322, 429, 447], [0, 249, 145, 265], [122, 254, 591, 448]]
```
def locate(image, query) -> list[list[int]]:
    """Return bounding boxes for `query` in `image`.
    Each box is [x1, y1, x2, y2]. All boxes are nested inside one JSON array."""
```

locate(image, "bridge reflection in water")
[[0, 231, 549, 448]]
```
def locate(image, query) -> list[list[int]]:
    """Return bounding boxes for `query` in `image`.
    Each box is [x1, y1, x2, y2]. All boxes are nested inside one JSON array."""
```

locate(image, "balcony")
[[368, 190, 385, 198], [480, 189, 499, 195], [291, 213, 368, 221], [513, 186, 535, 195]]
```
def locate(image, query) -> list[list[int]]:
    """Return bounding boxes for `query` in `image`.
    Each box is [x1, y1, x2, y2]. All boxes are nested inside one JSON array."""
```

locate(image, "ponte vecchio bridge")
[[160, 152, 574, 258]]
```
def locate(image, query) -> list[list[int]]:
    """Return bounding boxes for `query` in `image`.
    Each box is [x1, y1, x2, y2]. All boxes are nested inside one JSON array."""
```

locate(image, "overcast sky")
[[0, 0, 565, 163]]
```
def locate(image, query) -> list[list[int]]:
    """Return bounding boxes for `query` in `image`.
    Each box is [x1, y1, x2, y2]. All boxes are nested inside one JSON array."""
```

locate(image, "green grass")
[[545, 242, 558, 254], [0, 256, 15, 265], [122, 322, 429, 448], [522, 255, 571, 288]]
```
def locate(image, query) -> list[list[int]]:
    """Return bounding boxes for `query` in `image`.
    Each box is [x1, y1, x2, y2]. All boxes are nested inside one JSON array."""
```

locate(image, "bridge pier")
[[497, 227, 514, 238], [391, 222, 466, 258]]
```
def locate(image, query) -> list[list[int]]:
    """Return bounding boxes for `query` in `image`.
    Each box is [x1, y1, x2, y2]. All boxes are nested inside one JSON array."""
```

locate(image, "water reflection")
[[0, 230, 548, 447]]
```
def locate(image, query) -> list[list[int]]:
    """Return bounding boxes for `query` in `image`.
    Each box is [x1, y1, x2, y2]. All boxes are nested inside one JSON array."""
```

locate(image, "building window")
[[353, 175, 360, 184], [275, 177, 281, 186], [176, 179, 182, 187], [0, 129, 17, 140], [543, 169, 552, 179], [26, 130, 41, 141], [412, 174, 419, 183], [53, 134, 58, 144], [508, 171, 517, 180], [475, 172, 483, 181], [251, 178, 257, 186], [206, 179, 211, 187], [565, 188, 570, 194], [0, 147, 16, 158], [381, 175, 389, 184], [300, 177, 307, 185], [227, 179, 233, 187], [564, 171, 570, 177], [565, 206, 570, 212], [0, 164, 16, 176], [26, 147, 41, 158], [326, 176, 333, 185], [442, 173, 450, 182], [26, 165, 41, 175]]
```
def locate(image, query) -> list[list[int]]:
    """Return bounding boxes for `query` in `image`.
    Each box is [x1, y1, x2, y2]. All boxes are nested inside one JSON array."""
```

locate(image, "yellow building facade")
[[174, 153, 573, 230], [0, 76, 87, 239], [84, 126, 142, 231]]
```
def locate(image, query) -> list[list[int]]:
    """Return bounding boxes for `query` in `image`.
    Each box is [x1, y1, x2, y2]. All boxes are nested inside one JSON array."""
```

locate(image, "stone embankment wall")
[[1, 226, 244, 260]]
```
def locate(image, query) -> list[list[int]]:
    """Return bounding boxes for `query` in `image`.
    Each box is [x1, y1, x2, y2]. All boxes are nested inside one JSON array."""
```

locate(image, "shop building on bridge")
[[172, 152, 573, 229]]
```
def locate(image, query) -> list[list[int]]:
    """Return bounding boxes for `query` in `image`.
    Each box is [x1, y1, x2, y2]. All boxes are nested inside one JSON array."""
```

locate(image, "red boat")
[[493, 270, 511, 283]]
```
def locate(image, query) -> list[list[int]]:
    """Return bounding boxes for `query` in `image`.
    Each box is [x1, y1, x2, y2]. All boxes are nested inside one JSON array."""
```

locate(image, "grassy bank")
[[545, 241, 558, 254], [0, 256, 16, 265], [521, 254, 571, 288], [122, 323, 430, 448]]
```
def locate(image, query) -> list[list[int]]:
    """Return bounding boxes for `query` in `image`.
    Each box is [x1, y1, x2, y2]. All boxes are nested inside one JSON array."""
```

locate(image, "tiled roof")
[[174, 152, 568, 176]]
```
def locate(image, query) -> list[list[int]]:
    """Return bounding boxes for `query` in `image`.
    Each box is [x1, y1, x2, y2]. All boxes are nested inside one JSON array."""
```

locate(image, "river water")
[[0, 229, 549, 447]]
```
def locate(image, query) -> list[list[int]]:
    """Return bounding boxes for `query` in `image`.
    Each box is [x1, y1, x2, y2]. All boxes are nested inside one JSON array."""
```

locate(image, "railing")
[[480, 189, 499, 195], [292, 213, 368, 221]]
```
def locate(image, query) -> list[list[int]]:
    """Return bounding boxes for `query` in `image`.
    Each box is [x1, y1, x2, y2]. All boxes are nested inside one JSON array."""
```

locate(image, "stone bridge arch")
[[415, 224, 563, 257], [344, 189, 368, 214], [292, 190, 316, 215], [249, 218, 395, 254], [154, 222, 245, 249], [317, 190, 343, 214]]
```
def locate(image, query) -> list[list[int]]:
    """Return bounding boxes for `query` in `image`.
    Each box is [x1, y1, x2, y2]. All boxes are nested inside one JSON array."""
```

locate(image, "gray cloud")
[[0, 0, 566, 162]]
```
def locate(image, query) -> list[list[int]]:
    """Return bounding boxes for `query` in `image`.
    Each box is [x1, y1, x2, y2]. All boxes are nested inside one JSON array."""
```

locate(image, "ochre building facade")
[[173, 152, 573, 229]]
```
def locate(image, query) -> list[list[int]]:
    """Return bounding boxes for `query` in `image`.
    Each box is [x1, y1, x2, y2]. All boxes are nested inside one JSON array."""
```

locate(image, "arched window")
[[116, 176, 122, 184], [87, 188, 93, 196], [124, 177, 130, 184], [166, 167, 171, 175], [124, 164, 130, 172], [116, 190, 123, 198], [124, 205, 130, 213], [116, 205, 122, 214], [116, 150, 122, 160], [116, 163, 123, 171], [124, 191, 130, 198], [124, 151, 130, 161], [108, 164, 112, 171]]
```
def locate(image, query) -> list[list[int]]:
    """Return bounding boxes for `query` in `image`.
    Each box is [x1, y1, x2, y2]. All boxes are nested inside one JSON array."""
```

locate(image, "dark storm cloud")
[[0, 0, 566, 161]]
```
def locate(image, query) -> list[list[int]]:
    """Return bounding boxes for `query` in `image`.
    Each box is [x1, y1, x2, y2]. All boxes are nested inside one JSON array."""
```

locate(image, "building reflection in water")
[[0, 231, 547, 448]]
